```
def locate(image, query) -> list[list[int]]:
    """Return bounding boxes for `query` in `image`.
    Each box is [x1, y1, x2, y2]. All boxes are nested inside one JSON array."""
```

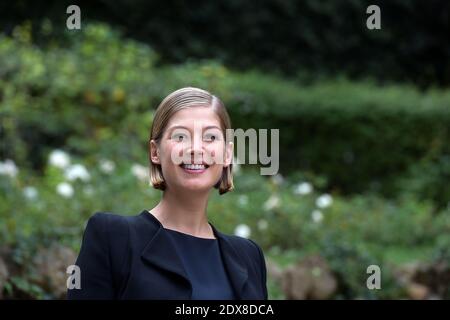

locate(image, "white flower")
[[131, 164, 148, 182], [23, 186, 38, 200], [238, 195, 248, 207], [311, 210, 323, 223], [65, 164, 91, 182], [234, 224, 251, 238], [257, 219, 268, 231], [263, 195, 280, 211], [56, 182, 74, 198], [271, 174, 284, 186], [49, 150, 70, 169], [293, 182, 313, 195], [316, 194, 333, 208], [99, 159, 115, 173], [0, 159, 18, 178]]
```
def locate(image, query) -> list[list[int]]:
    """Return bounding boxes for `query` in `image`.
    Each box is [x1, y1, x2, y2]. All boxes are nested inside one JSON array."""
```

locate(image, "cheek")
[[161, 143, 184, 166], [207, 144, 226, 165]]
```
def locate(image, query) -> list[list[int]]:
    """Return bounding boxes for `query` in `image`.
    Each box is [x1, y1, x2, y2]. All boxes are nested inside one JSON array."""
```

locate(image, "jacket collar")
[[139, 210, 249, 299]]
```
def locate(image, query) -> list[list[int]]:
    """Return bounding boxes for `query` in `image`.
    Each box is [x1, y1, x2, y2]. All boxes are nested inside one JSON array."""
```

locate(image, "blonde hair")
[[149, 87, 234, 195]]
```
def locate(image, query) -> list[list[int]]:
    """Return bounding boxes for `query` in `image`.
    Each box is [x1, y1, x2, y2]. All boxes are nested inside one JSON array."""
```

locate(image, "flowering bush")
[[1, 150, 449, 299], [1, 22, 450, 208]]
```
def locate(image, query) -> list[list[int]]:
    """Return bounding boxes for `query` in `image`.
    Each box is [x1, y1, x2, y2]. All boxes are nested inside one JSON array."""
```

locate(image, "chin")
[[178, 182, 214, 193], [172, 165, 222, 192]]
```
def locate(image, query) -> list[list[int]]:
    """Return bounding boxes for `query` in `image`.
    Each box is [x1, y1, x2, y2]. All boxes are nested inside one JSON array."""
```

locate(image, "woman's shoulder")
[[85, 211, 130, 234], [87, 210, 155, 228], [83, 210, 158, 250], [218, 231, 265, 261]]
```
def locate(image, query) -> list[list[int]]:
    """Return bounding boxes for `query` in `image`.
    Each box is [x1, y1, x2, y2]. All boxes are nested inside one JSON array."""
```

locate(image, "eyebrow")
[[203, 125, 222, 131], [167, 125, 189, 132], [168, 125, 222, 132]]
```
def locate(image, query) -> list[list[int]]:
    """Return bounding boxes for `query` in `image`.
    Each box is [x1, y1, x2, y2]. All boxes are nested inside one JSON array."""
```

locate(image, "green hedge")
[[2, 161, 449, 298], [4, 0, 449, 87], [160, 64, 450, 206], [1, 23, 449, 206]]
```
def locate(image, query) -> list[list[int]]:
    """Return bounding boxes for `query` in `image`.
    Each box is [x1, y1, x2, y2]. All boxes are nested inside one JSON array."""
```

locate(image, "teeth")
[[182, 164, 206, 170]]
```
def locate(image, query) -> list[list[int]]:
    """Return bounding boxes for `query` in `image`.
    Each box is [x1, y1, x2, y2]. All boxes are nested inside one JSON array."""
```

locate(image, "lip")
[[179, 163, 209, 174], [182, 167, 207, 174]]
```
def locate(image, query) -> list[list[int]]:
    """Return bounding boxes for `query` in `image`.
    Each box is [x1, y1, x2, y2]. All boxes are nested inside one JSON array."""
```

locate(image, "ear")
[[223, 141, 234, 168], [149, 139, 161, 164]]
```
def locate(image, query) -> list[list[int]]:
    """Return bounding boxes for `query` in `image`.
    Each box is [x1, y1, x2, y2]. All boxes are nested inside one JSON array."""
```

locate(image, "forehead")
[[167, 107, 222, 128]]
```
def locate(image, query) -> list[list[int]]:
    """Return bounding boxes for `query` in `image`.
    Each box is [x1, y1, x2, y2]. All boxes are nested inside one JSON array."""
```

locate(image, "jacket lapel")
[[139, 211, 249, 299], [140, 226, 192, 290], [210, 224, 249, 299]]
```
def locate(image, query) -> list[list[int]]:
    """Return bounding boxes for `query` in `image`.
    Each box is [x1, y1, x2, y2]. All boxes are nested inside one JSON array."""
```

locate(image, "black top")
[[164, 227, 236, 300], [67, 211, 268, 299]]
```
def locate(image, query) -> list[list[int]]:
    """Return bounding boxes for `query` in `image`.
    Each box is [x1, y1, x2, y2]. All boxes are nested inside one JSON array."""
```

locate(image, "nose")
[[186, 132, 204, 164]]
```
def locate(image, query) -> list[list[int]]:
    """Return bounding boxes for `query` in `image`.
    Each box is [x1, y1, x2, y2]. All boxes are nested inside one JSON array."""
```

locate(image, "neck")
[[149, 188, 214, 238]]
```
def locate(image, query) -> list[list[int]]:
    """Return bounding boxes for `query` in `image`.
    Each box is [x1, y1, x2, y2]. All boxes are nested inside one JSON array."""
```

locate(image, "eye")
[[204, 134, 217, 142], [172, 133, 187, 142]]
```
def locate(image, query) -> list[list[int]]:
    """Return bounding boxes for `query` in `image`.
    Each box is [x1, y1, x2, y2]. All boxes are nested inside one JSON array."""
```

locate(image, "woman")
[[67, 87, 268, 300]]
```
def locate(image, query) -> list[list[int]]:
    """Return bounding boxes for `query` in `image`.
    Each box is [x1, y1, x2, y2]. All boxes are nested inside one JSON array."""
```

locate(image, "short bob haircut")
[[148, 87, 234, 195]]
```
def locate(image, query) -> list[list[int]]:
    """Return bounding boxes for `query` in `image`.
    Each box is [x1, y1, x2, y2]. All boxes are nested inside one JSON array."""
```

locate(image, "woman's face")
[[151, 107, 233, 193]]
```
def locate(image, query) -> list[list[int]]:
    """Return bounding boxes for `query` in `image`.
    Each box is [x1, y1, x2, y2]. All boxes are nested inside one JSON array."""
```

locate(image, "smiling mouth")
[[180, 163, 210, 172]]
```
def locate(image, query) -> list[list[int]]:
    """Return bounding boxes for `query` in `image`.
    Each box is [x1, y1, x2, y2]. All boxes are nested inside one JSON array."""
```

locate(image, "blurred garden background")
[[0, 0, 449, 299]]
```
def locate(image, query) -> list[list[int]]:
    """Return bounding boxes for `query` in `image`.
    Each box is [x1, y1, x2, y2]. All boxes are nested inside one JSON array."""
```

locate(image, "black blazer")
[[67, 210, 268, 300]]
